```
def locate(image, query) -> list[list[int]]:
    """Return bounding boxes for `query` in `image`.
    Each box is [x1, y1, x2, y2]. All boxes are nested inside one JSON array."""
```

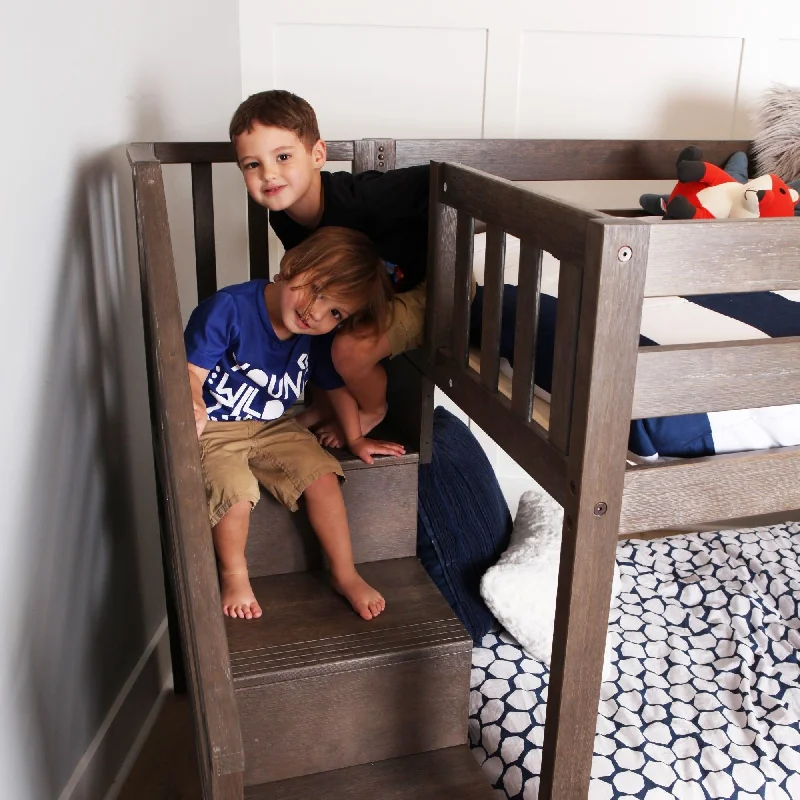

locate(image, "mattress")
[[469, 523, 800, 799], [471, 233, 800, 461]]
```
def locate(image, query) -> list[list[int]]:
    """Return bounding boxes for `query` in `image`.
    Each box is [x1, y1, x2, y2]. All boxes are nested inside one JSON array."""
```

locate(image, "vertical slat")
[[247, 194, 269, 280], [539, 219, 649, 800], [510, 241, 543, 421], [548, 260, 583, 453], [191, 162, 217, 301], [425, 164, 457, 361], [451, 212, 474, 366], [479, 224, 506, 391]]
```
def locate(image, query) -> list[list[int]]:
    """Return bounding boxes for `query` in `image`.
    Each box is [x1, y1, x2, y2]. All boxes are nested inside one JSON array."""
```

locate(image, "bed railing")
[[416, 154, 800, 800]]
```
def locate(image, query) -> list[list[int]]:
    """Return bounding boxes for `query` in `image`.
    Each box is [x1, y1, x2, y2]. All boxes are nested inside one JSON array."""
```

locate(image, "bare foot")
[[332, 569, 386, 620], [314, 419, 345, 448], [220, 572, 263, 620], [359, 405, 387, 437]]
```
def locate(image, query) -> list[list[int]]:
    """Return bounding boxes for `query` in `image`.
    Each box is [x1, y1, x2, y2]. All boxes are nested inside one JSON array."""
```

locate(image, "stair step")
[[247, 427, 419, 578], [227, 558, 473, 785], [243, 745, 493, 799]]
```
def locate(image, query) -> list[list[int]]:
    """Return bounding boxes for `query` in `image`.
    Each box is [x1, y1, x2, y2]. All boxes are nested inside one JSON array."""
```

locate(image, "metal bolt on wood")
[[618, 246, 632, 262], [593, 502, 607, 516]]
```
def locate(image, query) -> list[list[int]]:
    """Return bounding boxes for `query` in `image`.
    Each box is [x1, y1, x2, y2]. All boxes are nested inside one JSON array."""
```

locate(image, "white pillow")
[[480, 483, 620, 673]]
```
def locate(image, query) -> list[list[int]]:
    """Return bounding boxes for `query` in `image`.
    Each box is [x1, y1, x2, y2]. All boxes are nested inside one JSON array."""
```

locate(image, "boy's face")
[[279, 275, 358, 337], [235, 124, 326, 213]]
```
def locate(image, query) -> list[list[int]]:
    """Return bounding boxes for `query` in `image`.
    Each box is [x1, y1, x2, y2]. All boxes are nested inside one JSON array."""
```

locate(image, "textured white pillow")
[[480, 484, 620, 672]]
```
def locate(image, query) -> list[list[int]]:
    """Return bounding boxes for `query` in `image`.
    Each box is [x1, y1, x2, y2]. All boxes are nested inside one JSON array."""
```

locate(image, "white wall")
[[240, 0, 800, 516], [0, 3, 241, 798]]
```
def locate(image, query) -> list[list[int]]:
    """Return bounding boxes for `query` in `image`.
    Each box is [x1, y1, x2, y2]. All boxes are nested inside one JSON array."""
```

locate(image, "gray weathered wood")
[[395, 139, 750, 180], [246, 459, 419, 577], [540, 219, 649, 800], [243, 745, 494, 800], [479, 225, 506, 392], [439, 162, 606, 265], [353, 138, 397, 173], [408, 349, 566, 506], [129, 156, 244, 796], [152, 141, 355, 165], [191, 162, 217, 301], [644, 217, 800, 296], [247, 195, 269, 280], [451, 211, 474, 367], [229, 559, 471, 786], [426, 163, 457, 361], [547, 261, 583, 454], [511, 242, 543, 422], [633, 337, 800, 418], [621, 445, 800, 533]]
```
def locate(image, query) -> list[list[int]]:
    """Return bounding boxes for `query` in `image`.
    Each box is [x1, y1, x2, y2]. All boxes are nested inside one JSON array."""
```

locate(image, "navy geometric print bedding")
[[469, 523, 800, 799]]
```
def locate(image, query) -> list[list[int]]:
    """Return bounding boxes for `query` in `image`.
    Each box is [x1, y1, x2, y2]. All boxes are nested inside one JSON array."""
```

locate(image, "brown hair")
[[229, 90, 321, 150], [279, 227, 393, 335]]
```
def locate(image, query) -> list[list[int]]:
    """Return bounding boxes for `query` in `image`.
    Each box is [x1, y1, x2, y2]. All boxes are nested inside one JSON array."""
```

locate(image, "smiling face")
[[277, 275, 357, 337], [235, 123, 326, 217]]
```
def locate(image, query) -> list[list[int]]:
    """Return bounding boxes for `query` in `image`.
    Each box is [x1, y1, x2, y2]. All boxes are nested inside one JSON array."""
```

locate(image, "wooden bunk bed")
[[128, 138, 800, 799]]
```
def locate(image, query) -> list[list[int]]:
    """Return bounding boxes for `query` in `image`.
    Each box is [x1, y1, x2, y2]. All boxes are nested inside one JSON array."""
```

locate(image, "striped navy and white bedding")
[[472, 234, 800, 462]]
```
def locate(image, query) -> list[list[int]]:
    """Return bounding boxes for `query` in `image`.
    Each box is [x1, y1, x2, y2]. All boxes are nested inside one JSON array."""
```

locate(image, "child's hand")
[[348, 437, 405, 465], [193, 400, 208, 439]]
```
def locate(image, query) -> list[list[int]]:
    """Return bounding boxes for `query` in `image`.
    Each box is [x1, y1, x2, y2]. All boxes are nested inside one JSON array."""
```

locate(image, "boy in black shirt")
[[229, 90, 430, 452]]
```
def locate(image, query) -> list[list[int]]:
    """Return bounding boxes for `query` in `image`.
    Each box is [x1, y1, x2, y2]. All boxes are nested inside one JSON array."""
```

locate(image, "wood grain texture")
[[244, 745, 494, 800], [130, 160, 244, 793], [353, 138, 397, 172], [644, 217, 800, 296], [228, 559, 471, 785], [451, 211, 474, 366], [480, 225, 506, 392], [118, 700, 493, 800], [425, 163, 457, 361], [191, 162, 217, 302], [395, 139, 750, 180], [409, 349, 565, 506], [440, 162, 605, 265], [633, 337, 800, 418], [246, 459, 419, 577], [510, 242, 543, 422], [547, 260, 583, 455], [247, 195, 269, 280], [540, 219, 649, 800], [621, 445, 800, 533], [152, 141, 355, 164], [385, 353, 434, 464]]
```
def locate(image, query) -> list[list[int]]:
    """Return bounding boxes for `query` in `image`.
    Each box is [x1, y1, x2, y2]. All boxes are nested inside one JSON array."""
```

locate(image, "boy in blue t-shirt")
[[185, 226, 404, 621]]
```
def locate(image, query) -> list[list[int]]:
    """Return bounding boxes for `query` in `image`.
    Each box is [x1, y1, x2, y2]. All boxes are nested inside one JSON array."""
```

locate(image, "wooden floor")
[[118, 693, 202, 800]]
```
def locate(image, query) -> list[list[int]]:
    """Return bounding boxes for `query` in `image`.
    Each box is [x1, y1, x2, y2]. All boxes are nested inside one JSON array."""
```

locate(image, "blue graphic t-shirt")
[[184, 279, 343, 422]]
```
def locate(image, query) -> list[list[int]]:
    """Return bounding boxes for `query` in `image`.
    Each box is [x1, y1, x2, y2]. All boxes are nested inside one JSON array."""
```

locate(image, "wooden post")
[[539, 219, 649, 800]]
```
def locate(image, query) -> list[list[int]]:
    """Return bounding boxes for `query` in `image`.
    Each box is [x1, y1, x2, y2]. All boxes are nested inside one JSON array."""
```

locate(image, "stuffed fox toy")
[[663, 146, 799, 220]]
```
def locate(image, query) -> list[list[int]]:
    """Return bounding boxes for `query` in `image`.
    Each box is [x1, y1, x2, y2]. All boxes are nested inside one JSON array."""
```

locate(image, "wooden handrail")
[[128, 149, 245, 798]]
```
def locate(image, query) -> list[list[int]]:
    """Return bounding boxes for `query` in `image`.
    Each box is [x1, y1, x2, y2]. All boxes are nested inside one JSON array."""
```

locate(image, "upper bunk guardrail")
[[126, 143, 245, 797], [418, 161, 619, 505], [394, 139, 751, 181]]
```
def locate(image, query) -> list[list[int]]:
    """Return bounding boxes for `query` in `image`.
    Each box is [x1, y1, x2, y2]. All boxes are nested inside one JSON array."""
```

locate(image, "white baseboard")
[[58, 616, 171, 800]]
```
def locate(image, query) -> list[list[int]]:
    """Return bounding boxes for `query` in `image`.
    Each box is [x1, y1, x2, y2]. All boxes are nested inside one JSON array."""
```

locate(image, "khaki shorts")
[[199, 417, 343, 525], [384, 276, 477, 358]]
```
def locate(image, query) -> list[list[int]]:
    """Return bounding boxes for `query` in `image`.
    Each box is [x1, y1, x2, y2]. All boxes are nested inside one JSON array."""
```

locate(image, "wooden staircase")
[[229, 438, 482, 791], [128, 140, 494, 797]]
